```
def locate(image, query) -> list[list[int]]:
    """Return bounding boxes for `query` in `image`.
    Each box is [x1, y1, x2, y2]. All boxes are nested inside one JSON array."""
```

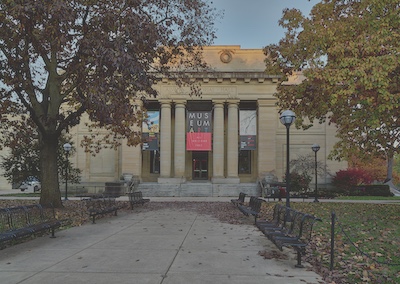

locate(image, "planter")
[[122, 173, 133, 182]]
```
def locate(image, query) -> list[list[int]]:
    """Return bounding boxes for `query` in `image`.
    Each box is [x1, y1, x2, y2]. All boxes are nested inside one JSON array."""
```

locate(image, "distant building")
[[0, 46, 346, 195]]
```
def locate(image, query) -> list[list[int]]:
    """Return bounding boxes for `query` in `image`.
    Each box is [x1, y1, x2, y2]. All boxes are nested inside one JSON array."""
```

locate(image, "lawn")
[[259, 201, 400, 284], [336, 196, 400, 201]]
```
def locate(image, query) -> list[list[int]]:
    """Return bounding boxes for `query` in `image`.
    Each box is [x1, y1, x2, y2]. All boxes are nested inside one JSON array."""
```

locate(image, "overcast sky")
[[211, 0, 320, 48]]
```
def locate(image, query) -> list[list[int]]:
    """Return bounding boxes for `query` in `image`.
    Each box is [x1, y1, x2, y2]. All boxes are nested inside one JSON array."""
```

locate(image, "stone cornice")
[[157, 72, 281, 81]]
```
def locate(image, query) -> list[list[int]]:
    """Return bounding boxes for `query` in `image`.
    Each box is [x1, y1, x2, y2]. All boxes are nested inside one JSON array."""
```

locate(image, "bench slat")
[[237, 196, 263, 223], [127, 191, 150, 209], [231, 192, 247, 207], [85, 197, 119, 224]]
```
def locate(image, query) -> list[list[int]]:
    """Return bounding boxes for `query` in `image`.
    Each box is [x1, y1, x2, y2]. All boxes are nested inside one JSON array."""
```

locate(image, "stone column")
[[257, 99, 277, 177], [174, 100, 186, 179], [226, 100, 240, 182], [159, 100, 172, 180], [212, 101, 224, 181]]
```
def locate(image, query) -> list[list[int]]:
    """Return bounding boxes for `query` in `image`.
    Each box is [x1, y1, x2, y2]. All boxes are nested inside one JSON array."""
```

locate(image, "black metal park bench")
[[255, 203, 283, 231], [237, 196, 263, 223], [84, 197, 120, 224], [0, 204, 64, 247], [230, 192, 247, 207], [256, 204, 321, 268], [127, 191, 150, 209]]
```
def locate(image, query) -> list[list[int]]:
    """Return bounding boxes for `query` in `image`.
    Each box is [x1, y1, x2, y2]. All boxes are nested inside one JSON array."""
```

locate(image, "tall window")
[[150, 150, 160, 174], [238, 150, 251, 174]]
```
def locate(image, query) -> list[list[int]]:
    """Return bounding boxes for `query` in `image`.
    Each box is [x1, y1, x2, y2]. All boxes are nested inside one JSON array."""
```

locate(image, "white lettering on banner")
[[187, 111, 212, 133]]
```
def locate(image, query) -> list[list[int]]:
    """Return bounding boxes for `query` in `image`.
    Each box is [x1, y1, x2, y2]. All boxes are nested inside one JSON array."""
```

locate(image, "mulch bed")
[[0, 199, 253, 227]]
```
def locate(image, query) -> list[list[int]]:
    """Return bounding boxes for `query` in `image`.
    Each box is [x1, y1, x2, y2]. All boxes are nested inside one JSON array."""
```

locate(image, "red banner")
[[186, 132, 212, 151]]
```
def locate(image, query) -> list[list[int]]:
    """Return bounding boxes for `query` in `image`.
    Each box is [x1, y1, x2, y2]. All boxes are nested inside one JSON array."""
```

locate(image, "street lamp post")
[[63, 143, 72, 201], [279, 110, 296, 208], [311, 143, 320, 202]]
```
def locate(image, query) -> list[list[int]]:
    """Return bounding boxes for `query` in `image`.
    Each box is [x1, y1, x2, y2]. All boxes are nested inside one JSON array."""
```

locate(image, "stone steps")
[[138, 182, 258, 197]]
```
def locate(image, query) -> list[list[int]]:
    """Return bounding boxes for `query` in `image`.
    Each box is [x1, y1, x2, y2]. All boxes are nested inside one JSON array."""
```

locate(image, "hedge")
[[351, 185, 393, 197]]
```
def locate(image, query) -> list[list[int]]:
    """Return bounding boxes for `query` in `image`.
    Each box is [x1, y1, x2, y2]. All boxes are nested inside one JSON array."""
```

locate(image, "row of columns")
[[120, 98, 278, 182], [158, 99, 240, 182]]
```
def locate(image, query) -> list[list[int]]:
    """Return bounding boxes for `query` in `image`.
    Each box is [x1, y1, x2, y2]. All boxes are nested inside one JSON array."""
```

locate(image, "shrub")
[[317, 188, 337, 198], [332, 168, 373, 195], [352, 185, 394, 197], [284, 172, 311, 195]]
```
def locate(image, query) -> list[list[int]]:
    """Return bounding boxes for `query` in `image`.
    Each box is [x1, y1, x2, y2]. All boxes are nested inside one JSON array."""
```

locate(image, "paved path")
[[0, 208, 325, 284]]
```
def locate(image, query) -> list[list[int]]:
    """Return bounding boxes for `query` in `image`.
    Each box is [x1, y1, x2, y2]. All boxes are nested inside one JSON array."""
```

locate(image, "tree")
[[348, 153, 387, 182], [290, 153, 328, 179], [284, 172, 312, 194], [0, 122, 81, 187], [286, 154, 328, 195], [0, 120, 40, 187], [265, 0, 400, 182], [0, 0, 218, 207], [348, 153, 400, 185], [394, 154, 400, 184]]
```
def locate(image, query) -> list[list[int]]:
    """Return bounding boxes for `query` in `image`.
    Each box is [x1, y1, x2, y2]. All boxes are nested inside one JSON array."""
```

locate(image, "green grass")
[[335, 196, 400, 200], [0, 193, 41, 197], [283, 202, 400, 283]]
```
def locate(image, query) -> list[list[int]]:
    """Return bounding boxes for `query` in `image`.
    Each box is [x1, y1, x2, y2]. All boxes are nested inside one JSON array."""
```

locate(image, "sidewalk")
[[0, 206, 326, 284]]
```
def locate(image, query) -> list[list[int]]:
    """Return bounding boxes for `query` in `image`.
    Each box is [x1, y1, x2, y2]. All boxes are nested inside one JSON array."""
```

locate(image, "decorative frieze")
[[157, 85, 238, 98]]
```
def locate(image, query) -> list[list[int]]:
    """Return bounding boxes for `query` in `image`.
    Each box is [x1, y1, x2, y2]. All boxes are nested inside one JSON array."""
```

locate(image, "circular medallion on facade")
[[220, 50, 232, 63]]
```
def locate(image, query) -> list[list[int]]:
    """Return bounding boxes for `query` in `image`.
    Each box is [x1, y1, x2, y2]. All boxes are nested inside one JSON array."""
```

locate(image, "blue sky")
[[211, 0, 320, 48]]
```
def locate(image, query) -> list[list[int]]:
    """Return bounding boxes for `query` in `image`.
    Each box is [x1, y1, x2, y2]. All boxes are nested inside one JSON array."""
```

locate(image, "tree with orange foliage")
[[0, 0, 218, 207]]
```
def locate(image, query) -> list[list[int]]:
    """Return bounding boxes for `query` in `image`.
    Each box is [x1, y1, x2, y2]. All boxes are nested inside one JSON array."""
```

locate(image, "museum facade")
[[66, 46, 345, 196], [0, 46, 346, 195]]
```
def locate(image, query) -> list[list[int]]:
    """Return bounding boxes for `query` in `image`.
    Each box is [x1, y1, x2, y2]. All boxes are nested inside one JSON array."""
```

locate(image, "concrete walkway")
[[0, 207, 326, 284]]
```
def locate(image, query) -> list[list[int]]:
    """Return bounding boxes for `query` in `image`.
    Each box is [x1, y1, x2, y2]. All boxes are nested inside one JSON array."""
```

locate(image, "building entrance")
[[192, 152, 208, 180]]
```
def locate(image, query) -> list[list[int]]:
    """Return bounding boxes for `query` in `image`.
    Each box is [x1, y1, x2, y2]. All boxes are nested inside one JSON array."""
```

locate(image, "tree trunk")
[[39, 132, 63, 207], [386, 154, 393, 182]]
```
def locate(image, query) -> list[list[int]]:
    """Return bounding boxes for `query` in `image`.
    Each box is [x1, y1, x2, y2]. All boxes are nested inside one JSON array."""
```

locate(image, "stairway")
[[138, 182, 258, 197]]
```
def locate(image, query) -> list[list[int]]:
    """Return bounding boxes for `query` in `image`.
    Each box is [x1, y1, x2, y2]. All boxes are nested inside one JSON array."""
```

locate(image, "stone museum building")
[[0, 46, 346, 195]]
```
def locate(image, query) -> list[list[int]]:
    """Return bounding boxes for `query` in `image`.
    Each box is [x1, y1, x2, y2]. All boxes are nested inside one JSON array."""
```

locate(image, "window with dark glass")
[[238, 150, 251, 174], [150, 150, 160, 174]]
